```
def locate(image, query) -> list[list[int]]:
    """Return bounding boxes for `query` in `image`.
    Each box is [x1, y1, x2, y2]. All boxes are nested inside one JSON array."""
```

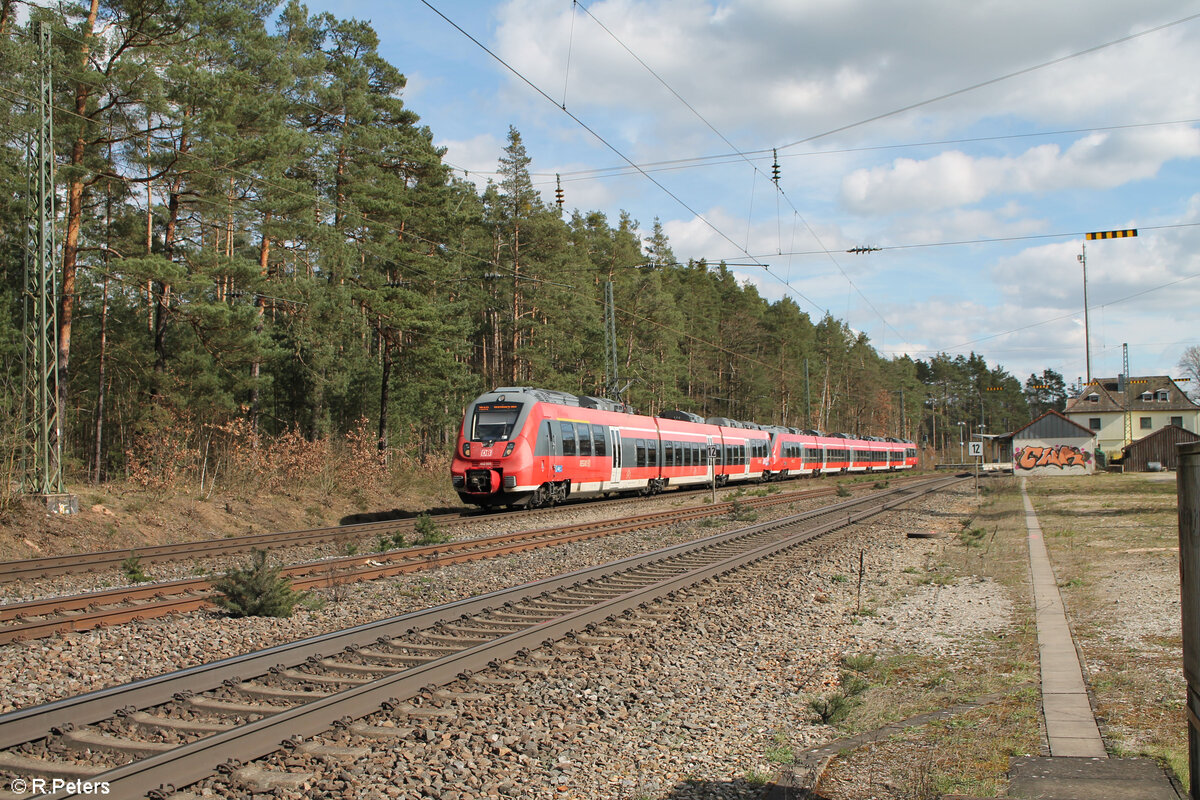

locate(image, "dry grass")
[[819, 688, 1042, 800], [818, 472, 1188, 798], [816, 478, 1043, 798], [1024, 472, 1186, 785], [0, 452, 460, 564]]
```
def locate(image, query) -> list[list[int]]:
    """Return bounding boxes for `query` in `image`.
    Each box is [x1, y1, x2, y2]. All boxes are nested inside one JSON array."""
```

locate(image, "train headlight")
[[503, 442, 515, 457], [462, 442, 471, 457]]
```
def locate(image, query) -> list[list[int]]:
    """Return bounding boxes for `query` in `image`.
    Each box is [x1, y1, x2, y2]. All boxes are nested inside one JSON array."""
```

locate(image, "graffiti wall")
[[1013, 439, 1095, 475]]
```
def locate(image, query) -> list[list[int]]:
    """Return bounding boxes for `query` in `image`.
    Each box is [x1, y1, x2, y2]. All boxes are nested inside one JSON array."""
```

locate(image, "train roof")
[[486, 387, 634, 414], [659, 410, 705, 424], [477, 388, 911, 443]]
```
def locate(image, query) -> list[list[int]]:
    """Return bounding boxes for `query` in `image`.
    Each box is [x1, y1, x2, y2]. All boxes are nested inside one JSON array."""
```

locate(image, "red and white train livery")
[[451, 387, 916, 509]]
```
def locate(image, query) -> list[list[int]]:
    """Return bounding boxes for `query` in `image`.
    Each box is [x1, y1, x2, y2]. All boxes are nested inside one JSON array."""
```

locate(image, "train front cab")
[[452, 392, 539, 507]]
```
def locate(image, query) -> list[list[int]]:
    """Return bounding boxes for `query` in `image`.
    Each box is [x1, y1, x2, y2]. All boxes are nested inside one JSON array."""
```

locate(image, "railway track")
[[0, 472, 922, 584], [0, 480, 899, 644], [0, 474, 961, 799]]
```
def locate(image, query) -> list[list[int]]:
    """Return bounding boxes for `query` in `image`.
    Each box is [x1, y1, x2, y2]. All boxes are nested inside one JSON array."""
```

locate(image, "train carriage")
[[452, 386, 916, 509]]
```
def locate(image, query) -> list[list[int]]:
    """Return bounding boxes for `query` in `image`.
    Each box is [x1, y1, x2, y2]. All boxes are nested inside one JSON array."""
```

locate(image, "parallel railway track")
[[0, 480, 899, 644], [0, 473, 921, 584], [0, 474, 962, 799]]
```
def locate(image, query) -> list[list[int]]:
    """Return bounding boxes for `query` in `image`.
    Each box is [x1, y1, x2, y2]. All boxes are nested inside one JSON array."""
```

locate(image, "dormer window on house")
[[1156, 390, 1169, 402], [1139, 392, 1152, 401], [1087, 393, 1099, 403]]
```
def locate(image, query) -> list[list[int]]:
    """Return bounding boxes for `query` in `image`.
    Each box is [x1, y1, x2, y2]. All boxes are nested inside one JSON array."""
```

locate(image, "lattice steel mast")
[[22, 22, 70, 508]]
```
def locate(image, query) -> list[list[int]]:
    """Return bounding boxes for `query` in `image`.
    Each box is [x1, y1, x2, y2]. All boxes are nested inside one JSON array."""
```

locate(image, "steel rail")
[[0, 476, 958, 761], [0, 473, 925, 583], [0, 482, 874, 643], [61, 475, 962, 799]]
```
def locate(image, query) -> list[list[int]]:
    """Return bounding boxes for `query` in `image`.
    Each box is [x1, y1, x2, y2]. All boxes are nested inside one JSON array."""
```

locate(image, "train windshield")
[[471, 402, 523, 441]]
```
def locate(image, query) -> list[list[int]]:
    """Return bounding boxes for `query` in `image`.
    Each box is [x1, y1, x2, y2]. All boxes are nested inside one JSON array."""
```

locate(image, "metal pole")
[[1179, 441, 1200, 800], [1079, 243, 1091, 384]]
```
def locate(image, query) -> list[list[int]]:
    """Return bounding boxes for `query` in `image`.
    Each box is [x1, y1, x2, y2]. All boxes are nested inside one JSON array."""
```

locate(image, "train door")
[[610, 427, 622, 484], [537, 421, 559, 483]]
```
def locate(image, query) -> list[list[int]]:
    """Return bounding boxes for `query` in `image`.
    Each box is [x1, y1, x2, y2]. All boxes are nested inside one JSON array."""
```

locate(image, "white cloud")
[[841, 127, 1200, 214]]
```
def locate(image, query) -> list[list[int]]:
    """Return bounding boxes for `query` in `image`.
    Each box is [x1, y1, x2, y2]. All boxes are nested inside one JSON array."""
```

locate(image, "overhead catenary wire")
[[569, 1, 909, 341], [776, 10, 1200, 151], [13, 4, 1196, 381], [417, 0, 769, 273]]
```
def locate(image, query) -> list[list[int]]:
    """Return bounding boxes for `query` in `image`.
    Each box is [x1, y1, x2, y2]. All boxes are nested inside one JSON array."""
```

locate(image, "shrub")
[[809, 671, 871, 724], [122, 555, 149, 583], [211, 549, 306, 618], [728, 499, 758, 522], [413, 513, 450, 545], [960, 527, 988, 547], [842, 652, 877, 673], [836, 483, 851, 497]]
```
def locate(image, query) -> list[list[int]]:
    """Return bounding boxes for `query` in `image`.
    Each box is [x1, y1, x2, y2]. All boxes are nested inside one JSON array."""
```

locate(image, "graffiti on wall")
[[1013, 445, 1092, 471]]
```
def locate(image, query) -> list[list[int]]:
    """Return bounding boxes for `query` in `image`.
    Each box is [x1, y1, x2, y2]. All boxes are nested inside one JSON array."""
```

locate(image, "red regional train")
[[451, 387, 917, 509]]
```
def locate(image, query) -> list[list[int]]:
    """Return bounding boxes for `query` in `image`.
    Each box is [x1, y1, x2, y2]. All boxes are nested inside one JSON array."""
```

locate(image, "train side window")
[[592, 425, 607, 457], [664, 441, 674, 467], [636, 439, 646, 467], [560, 421, 576, 457], [741, 445, 747, 465], [577, 423, 592, 457], [648, 441, 658, 467], [684, 442, 692, 467]]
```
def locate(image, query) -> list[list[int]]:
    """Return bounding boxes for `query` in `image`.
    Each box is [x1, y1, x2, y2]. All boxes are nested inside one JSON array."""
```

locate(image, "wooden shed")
[[1120, 424, 1200, 471]]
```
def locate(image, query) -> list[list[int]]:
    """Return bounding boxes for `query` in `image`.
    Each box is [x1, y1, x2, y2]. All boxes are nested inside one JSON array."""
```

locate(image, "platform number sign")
[[968, 441, 983, 459]]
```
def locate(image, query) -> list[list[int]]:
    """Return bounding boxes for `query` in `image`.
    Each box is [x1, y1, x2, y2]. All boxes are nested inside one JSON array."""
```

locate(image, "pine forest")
[[0, 1, 1058, 505]]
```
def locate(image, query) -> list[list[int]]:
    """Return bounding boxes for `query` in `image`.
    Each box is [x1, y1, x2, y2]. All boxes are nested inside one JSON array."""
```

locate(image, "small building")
[[1063, 375, 1200, 455], [1120, 424, 1200, 472], [1009, 409, 1097, 476]]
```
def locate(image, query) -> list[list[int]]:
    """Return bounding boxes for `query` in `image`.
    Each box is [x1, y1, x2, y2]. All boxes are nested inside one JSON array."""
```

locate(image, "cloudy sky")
[[308, 0, 1200, 388]]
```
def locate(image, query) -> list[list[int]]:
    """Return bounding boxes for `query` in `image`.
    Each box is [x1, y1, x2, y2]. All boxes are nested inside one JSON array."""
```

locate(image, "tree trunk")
[[250, 223, 270, 433], [58, 0, 101, 411], [94, 275, 108, 483], [378, 330, 391, 462]]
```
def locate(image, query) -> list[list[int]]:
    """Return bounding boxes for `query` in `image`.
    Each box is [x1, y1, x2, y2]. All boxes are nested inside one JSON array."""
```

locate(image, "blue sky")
[[306, 0, 1200, 388]]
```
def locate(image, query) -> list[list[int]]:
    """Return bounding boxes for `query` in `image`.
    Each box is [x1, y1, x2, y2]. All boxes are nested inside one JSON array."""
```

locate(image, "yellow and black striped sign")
[[1086, 229, 1137, 240]]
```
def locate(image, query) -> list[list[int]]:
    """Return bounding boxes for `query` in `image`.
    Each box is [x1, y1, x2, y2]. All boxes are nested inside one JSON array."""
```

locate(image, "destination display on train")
[[477, 403, 520, 413]]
